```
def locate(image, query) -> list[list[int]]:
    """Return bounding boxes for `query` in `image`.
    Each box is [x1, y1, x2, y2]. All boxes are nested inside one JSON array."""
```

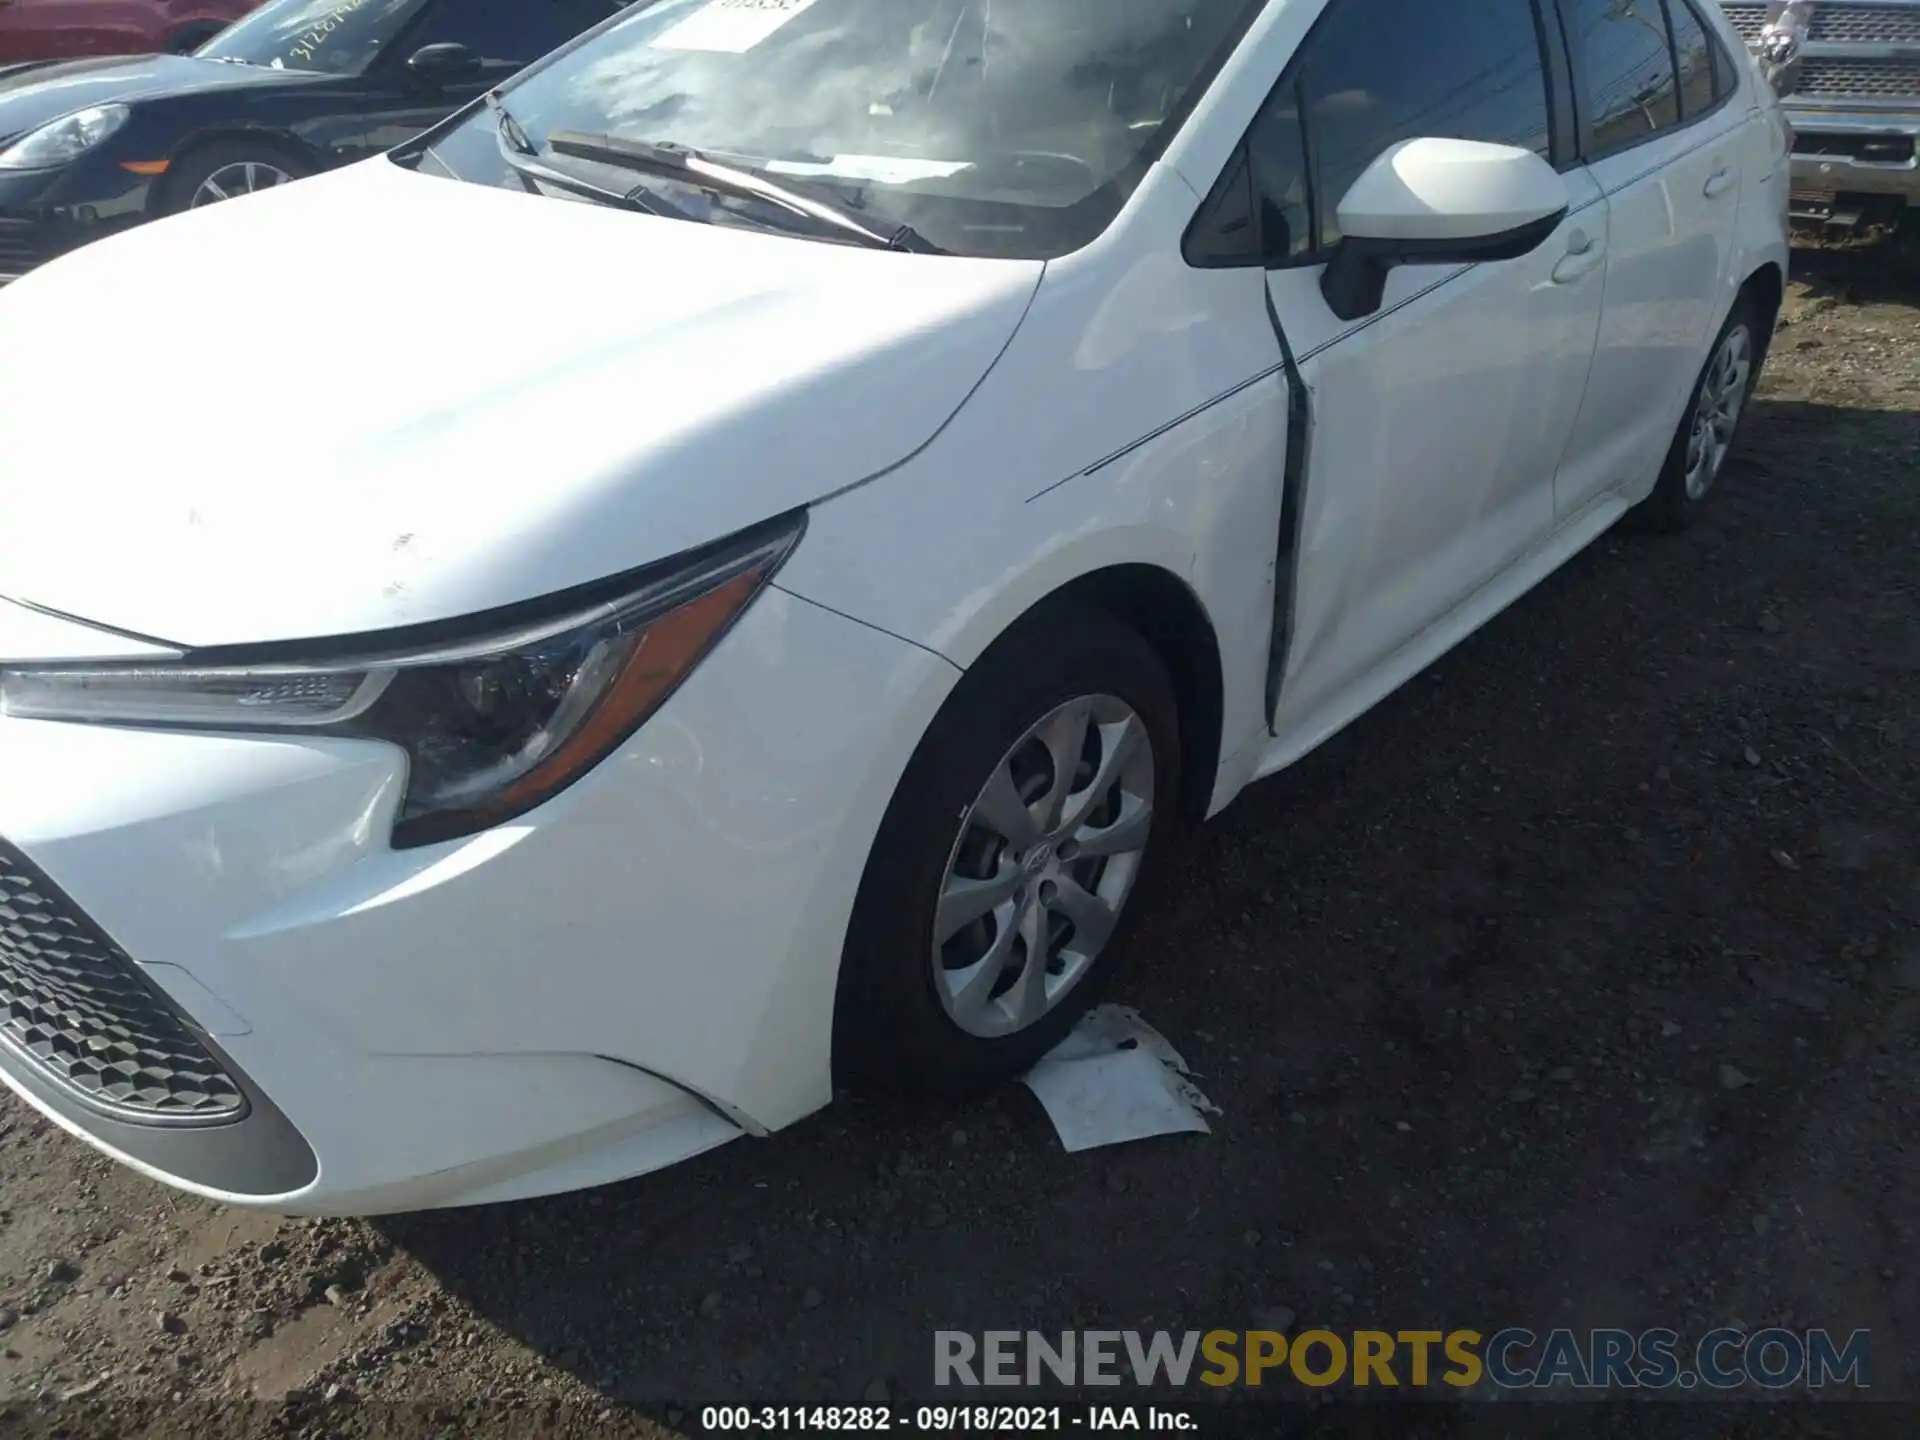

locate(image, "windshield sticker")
[[287, 0, 373, 65], [765, 155, 973, 185], [650, 0, 822, 54]]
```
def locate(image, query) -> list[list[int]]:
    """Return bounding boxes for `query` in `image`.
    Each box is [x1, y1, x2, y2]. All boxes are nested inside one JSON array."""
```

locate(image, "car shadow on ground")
[[1788, 225, 1920, 308], [374, 356, 1917, 1416]]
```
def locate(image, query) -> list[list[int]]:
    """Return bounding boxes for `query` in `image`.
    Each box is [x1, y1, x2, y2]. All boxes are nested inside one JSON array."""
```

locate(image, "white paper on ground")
[[1022, 1004, 1219, 1153]]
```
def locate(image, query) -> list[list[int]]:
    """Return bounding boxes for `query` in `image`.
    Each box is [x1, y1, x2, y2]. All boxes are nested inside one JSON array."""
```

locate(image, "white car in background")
[[0, 0, 1789, 1215]]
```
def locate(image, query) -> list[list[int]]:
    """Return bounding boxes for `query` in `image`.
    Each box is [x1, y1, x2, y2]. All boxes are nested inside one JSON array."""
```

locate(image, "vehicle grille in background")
[[1809, 5, 1920, 43], [1795, 130, 1918, 159], [0, 842, 245, 1124], [1798, 56, 1920, 95], [1721, 3, 1770, 42], [1720, 4, 1920, 51]]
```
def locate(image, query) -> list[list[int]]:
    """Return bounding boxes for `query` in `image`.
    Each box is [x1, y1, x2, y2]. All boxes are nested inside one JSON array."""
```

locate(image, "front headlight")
[[0, 515, 804, 847], [0, 104, 132, 171]]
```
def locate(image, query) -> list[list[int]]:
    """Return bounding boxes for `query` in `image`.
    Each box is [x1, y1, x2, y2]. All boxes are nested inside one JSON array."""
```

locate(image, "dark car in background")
[[0, 0, 260, 64], [0, 0, 626, 281]]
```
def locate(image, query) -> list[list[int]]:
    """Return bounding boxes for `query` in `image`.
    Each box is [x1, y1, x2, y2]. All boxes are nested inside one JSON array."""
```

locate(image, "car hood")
[[0, 55, 312, 142], [0, 158, 1041, 650]]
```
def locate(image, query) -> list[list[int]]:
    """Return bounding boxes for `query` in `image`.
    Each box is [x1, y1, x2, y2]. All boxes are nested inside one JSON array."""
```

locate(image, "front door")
[[1238, 0, 1610, 739]]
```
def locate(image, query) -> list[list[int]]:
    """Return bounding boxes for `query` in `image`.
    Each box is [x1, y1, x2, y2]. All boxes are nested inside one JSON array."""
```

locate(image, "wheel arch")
[[156, 128, 323, 211], [976, 563, 1227, 822], [1739, 259, 1785, 374]]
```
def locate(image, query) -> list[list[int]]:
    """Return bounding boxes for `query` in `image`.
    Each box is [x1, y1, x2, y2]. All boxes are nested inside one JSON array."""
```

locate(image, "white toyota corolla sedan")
[[0, 0, 1788, 1214]]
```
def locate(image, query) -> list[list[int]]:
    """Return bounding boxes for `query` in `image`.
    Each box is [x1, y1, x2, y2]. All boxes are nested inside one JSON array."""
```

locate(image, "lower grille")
[[1794, 130, 1917, 160], [1798, 56, 1920, 96], [0, 842, 245, 1125], [0, 226, 39, 277]]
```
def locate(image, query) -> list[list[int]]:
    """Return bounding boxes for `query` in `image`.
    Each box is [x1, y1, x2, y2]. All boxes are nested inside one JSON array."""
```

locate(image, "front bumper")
[[0, 160, 157, 282], [0, 588, 956, 1214], [1786, 107, 1920, 204]]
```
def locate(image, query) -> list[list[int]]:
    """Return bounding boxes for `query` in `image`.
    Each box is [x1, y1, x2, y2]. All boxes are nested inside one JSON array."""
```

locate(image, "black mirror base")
[[1318, 208, 1568, 321]]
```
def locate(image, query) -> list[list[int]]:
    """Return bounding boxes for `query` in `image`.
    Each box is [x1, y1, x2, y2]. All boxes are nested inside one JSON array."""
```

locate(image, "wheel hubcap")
[[932, 694, 1155, 1039], [190, 161, 294, 209], [1684, 323, 1753, 501]]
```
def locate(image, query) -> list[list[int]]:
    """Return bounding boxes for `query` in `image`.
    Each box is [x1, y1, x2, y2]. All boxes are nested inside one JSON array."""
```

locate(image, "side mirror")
[[1320, 137, 1570, 322], [406, 41, 481, 87]]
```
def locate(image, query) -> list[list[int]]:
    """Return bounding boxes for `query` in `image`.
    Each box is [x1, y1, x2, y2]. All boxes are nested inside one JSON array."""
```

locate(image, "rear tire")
[[1633, 295, 1760, 532], [833, 604, 1181, 1097]]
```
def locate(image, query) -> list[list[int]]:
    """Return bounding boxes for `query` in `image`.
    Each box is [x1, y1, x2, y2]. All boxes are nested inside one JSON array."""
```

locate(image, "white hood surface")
[[0, 158, 1041, 650]]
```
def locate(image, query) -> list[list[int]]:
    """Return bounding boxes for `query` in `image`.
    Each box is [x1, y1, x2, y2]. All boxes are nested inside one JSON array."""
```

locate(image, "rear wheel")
[[833, 605, 1180, 1096], [1634, 296, 1760, 531]]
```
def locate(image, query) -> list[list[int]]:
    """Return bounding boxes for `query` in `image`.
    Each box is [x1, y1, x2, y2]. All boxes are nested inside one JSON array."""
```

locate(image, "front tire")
[[833, 604, 1181, 1096], [1635, 296, 1760, 531], [162, 141, 311, 215]]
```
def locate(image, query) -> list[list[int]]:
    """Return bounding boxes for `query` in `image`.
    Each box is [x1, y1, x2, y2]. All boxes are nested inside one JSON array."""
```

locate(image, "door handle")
[[1551, 233, 1605, 285], [1704, 166, 1735, 198]]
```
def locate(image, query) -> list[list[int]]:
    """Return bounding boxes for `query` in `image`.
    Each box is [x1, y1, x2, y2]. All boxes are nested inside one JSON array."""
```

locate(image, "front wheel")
[[163, 142, 310, 215], [833, 604, 1181, 1096], [1635, 297, 1760, 531]]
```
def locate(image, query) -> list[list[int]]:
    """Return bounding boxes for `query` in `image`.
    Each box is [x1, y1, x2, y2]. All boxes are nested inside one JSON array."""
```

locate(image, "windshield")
[[199, 0, 429, 75], [414, 0, 1265, 259]]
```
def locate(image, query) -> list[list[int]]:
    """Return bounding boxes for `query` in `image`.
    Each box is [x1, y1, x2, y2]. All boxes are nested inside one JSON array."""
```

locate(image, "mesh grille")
[[1720, 4, 1920, 48], [1798, 56, 1920, 95], [1810, 5, 1920, 44], [1721, 3, 1770, 41], [0, 842, 245, 1124]]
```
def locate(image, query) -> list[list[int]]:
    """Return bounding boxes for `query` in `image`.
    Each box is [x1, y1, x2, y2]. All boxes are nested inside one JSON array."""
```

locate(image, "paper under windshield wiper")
[[544, 130, 943, 255]]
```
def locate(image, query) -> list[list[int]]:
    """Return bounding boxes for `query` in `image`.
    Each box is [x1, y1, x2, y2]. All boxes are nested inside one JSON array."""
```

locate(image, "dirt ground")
[[0, 235, 1915, 1438]]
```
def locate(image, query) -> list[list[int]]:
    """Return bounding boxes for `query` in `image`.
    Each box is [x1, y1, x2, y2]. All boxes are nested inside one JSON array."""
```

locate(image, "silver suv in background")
[[1722, 0, 1920, 227]]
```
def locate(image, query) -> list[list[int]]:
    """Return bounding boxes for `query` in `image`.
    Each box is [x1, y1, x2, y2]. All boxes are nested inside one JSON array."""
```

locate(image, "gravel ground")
[[0, 235, 1915, 1438]]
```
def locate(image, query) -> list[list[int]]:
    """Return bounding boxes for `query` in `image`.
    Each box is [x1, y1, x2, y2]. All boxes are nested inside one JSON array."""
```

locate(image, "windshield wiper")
[[545, 129, 944, 255], [492, 103, 813, 235], [492, 109, 700, 223]]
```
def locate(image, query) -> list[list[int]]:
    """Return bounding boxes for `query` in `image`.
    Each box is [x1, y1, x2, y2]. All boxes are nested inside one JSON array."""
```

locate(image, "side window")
[[1665, 0, 1718, 118], [1702, 1, 1740, 103], [1560, 0, 1681, 155], [406, 0, 615, 67], [1247, 87, 1313, 264], [1720, 10, 1751, 102], [1710, 39, 1736, 105], [1297, 0, 1552, 252]]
